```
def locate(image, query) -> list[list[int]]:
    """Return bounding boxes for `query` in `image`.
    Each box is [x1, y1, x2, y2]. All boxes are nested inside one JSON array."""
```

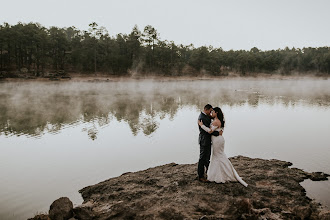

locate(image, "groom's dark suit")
[[198, 112, 219, 178]]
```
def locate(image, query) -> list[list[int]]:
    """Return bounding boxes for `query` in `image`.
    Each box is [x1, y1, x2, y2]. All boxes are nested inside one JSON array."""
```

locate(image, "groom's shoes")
[[198, 177, 210, 183]]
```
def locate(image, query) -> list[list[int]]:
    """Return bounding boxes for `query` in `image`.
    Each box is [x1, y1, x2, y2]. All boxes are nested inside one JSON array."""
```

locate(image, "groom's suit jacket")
[[198, 112, 219, 146]]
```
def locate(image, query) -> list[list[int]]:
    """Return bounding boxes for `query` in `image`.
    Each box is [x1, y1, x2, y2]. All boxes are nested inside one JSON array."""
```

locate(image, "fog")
[[0, 78, 329, 138]]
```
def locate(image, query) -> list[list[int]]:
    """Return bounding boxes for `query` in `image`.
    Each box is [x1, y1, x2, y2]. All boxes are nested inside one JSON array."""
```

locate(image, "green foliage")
[[0, 22, 330, 76]]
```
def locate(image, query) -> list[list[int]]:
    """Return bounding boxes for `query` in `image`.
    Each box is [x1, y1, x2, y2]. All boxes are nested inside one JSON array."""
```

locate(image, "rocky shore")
[[30, 156, 330, 220]]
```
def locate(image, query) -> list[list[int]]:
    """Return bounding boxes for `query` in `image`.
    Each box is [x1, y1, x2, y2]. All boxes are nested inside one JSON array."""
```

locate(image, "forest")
[[0, 22, 330, 77]]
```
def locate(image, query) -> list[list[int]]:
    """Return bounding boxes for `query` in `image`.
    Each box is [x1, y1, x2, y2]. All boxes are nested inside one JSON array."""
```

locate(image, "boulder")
[[49, 197, 73, 220]]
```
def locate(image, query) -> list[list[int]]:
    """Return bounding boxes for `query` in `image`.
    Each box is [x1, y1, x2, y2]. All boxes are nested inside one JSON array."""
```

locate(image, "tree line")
[[0, 22, 330, 77]]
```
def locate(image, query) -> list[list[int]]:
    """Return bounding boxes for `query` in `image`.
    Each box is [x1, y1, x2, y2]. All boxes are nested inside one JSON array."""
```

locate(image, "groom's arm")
[[199, 114, 219, 136], [198, 114, 210, 134], [200, 114, 212, 127], [211, 130, 220, 136]]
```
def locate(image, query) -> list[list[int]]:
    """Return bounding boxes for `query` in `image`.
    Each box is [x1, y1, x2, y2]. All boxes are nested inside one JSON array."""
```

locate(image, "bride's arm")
[[202, 125, 214, 134], [198, 120, 217, 134]]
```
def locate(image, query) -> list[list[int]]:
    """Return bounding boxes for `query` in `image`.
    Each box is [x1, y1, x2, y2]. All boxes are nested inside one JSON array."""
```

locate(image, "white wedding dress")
[[201, 124, 248, 187]]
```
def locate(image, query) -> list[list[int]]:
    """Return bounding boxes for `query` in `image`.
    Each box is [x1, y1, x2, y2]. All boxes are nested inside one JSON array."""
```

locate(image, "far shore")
[[1, 72, 329, 83]]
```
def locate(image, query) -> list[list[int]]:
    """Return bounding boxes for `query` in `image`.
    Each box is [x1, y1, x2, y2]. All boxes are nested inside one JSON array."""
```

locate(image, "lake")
[[0, 78, 329, 219]]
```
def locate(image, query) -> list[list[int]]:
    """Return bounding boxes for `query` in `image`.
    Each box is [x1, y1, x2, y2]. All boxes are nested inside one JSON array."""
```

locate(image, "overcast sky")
[[1, 0, 330, 51]]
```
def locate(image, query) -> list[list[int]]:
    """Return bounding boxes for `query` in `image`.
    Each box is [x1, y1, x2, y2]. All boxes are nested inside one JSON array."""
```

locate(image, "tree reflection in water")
[[0, 79, 329, 138]]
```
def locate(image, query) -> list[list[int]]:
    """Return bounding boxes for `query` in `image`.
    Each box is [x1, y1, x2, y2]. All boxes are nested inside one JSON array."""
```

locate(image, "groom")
[[197, 104, 220, 182]]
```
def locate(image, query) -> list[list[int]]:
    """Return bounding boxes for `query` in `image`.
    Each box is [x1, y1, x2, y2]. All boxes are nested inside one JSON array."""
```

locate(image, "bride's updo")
[[213, 107, 225, 128]]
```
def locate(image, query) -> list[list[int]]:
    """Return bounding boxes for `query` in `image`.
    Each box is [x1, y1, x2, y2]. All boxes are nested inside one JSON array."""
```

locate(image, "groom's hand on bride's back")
[[212, 130, 220, 136]]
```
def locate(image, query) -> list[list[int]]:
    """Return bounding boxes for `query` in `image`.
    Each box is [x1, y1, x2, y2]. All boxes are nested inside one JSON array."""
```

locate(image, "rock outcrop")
[[30, 156, 329, 220]]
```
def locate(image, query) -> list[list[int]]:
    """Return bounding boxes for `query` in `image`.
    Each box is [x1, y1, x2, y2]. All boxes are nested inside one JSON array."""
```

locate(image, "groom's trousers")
[[198, 144, 211, 178]]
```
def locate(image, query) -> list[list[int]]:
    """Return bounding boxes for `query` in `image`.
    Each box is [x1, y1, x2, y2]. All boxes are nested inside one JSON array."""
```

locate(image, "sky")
[[1, 0, 330, 51]]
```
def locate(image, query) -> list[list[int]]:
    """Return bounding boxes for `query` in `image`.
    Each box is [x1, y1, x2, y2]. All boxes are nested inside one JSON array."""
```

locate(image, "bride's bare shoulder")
[[213, 119, 221, 127]]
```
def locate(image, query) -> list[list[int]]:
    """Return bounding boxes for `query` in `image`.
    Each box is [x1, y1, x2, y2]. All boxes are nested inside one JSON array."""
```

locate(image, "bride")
[[198, 107, 248, 187]]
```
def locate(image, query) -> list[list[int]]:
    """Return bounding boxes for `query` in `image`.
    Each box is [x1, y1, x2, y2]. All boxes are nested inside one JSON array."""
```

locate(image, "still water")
[[0, 78, 329, 219]]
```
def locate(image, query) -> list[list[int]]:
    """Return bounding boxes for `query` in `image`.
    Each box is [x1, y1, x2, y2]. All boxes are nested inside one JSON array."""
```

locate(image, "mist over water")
[[1, 79, 329, 138], [0, 78, 330, 219]]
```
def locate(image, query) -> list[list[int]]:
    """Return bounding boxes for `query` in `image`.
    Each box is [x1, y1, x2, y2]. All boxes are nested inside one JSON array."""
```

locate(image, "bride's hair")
[[213, 107, 225, 128]]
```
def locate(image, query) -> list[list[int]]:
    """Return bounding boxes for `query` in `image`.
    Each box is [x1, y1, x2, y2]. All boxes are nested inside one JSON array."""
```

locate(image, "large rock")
[[73, 156, 329, 219], [49, 197, 73, 220]]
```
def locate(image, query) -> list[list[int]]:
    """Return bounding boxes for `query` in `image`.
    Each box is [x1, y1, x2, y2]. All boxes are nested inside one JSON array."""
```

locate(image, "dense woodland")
[[0, 22, 330, 77]]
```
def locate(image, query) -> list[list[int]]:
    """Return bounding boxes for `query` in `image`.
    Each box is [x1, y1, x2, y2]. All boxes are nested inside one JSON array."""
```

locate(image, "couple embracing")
[[197, 104, 248, 187]]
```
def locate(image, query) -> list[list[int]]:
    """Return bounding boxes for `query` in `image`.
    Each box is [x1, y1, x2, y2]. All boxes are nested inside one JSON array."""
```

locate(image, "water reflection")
[[0, 79, 329, 139]]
